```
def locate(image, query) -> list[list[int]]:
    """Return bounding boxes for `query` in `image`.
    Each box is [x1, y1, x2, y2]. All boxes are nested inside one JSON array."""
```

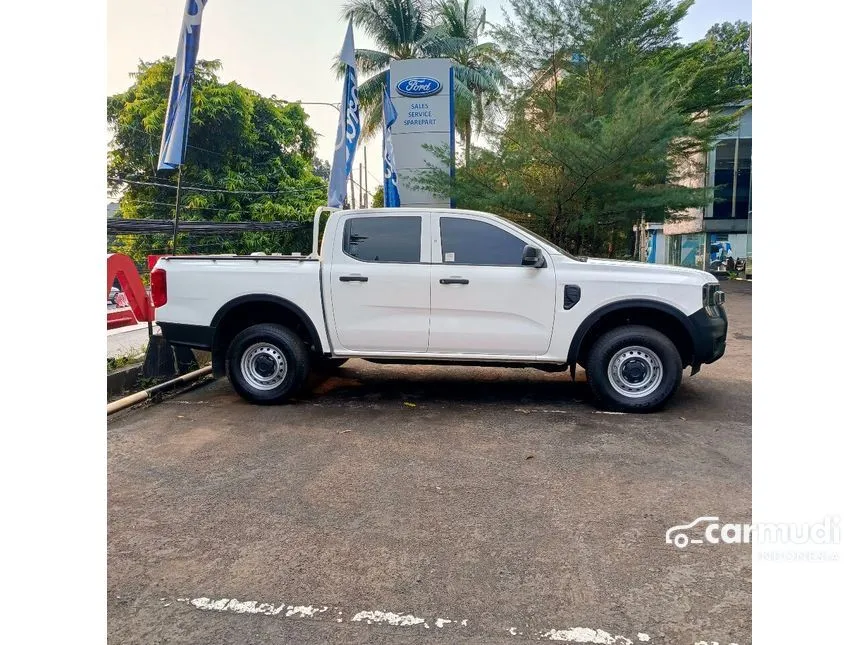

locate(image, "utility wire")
[[120, 199, 316, 215], [108, 219, 311, 235], [111, 122, 228, 158], [110, 175, 374, 199], [109, 176, 324, 196]]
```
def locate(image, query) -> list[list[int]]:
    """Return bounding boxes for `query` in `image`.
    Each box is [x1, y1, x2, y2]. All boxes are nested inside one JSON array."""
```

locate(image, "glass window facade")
[[668, 233, 706, 269], [709, 137, 752, 220]]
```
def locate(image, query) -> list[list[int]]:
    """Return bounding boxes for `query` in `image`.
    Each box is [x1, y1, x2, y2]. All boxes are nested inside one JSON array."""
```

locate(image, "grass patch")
[[107, 345, 147, 372]]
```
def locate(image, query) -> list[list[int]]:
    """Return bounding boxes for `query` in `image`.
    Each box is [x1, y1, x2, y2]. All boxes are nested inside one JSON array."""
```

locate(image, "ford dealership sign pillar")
[[387, 59, 454, 208]]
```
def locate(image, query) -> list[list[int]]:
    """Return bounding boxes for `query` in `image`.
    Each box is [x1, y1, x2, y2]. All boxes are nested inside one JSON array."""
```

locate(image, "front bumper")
[[687, 305, 728, 374]]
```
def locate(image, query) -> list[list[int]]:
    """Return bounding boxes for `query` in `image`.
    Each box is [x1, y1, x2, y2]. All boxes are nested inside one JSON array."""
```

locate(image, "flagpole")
[[172, 164, 183, 253]]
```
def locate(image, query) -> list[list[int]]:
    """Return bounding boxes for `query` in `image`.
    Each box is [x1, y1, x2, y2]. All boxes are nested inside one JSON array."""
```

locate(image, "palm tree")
[[339, 0, 504, 163], [340, 0, 442, 139], [435, 0, 505, 165]]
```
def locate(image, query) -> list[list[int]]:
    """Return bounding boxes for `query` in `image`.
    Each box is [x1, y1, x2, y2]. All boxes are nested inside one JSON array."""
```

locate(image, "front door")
[[429, 214, 557, 356], [328, 213, 431, 352]]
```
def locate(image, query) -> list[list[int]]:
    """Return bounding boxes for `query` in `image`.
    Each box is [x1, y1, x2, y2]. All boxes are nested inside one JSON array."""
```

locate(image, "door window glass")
[[440, 217, 526, 266], [342, 216, 421, 263]]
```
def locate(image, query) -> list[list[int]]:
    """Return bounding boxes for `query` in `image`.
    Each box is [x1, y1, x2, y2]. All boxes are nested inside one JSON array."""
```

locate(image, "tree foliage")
[[415, 0, 752, 257], [107, 58, 326, 263], [435, 0, 506, 164], [704, 20, 751, 89]]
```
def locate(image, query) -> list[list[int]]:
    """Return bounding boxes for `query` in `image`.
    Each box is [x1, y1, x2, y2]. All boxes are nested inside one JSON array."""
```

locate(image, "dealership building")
[[643, 103, 751, 274]]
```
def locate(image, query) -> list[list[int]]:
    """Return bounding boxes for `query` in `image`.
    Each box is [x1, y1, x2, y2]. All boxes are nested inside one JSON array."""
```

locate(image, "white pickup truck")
[[151, 207, 727, 412]]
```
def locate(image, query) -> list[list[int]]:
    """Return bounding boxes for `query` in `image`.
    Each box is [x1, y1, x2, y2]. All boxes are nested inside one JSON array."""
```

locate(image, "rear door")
[[328, 213, 431, 352], [429, 214, 557, 355]]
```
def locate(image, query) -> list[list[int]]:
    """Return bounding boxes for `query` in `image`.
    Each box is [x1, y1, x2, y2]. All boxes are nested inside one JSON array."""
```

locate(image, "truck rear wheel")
[[226, 323, 310, 405], [585, 325, 682, 412]]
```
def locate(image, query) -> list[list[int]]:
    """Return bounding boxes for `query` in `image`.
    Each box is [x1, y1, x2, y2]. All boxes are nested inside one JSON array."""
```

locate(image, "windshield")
[[504, 218, 586, 262]]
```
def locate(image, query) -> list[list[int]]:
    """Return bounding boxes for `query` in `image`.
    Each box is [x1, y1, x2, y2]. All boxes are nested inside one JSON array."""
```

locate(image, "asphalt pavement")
[[107, 280, 752, 645]]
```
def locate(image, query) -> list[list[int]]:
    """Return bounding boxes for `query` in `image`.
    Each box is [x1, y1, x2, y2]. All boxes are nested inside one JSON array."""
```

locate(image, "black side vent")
[[564, 285, 581, 310]]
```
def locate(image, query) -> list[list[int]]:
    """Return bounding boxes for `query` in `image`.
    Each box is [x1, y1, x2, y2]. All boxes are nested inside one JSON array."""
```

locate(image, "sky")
[[107, 0, 751, 195]]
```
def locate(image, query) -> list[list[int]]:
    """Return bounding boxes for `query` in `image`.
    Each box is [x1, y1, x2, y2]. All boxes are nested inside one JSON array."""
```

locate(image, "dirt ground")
[[108, 280, 752, 644]]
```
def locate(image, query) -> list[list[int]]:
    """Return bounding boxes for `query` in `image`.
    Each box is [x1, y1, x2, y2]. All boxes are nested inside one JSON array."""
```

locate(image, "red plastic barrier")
[[107, 308, 138, 330], [107, 253, 154, 324]]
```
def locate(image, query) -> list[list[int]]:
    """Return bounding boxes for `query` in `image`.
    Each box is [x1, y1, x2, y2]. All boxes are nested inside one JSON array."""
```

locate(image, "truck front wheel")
[[585, 325, 682, 412], [226, 323, 310, 405]]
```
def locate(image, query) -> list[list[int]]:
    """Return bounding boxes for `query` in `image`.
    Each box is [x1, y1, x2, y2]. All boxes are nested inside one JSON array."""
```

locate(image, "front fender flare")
[[567, 298, 695, 366]]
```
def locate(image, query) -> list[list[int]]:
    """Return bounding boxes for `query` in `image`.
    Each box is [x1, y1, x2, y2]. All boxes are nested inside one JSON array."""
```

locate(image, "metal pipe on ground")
[[107, 366, 212, 416]]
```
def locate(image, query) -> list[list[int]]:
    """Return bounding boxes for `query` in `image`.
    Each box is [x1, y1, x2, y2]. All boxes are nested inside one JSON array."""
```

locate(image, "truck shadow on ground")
[[304, 363, 595, 408], [295, 361, 748, 420]]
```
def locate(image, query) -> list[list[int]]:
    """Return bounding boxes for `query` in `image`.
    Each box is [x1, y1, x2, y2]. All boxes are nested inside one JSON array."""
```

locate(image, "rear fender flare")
[[209, 295, 324, 377]]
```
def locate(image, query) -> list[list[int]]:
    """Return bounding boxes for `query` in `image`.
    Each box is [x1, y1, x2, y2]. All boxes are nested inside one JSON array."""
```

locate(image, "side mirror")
[[522, 245, 546, 268]]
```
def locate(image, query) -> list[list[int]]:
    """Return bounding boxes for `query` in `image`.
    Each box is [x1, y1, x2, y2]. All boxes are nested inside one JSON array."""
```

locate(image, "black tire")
[[585, 325, 682, 412], [226, 323, 311, 405]]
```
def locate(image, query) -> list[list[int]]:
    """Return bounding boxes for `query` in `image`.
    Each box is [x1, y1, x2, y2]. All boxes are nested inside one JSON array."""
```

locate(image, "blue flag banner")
[[328, 19, 361, 208], [158, 0, 207, 171], [382, 78, 400, 207]]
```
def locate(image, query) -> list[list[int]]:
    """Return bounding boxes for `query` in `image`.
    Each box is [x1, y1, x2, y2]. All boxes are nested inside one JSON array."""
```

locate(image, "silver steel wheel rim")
[[240, 342, 288, 391], [607, 345, 663, 399]]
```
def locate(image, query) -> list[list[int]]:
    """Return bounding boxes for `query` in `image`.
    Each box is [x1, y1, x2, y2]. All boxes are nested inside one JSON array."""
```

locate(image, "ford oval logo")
[[395, 76, 442, 97]]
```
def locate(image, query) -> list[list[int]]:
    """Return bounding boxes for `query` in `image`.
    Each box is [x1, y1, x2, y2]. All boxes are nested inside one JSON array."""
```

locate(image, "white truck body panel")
[[323, 211, 432, 353], [155, 207, 719, 364], [155, 257, 331, 353]]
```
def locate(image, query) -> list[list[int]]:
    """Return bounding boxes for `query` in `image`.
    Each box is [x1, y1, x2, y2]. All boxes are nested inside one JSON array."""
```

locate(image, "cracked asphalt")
[[107, 280, 752, 644]]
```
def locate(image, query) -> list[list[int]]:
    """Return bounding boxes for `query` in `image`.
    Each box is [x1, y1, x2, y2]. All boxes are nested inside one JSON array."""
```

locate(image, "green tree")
[[416, 0, 751, 257], [372, 185, 385, 207], [703, 21, 751, 89], [436, 0, 506, 164], [107, 58, 326, 264]]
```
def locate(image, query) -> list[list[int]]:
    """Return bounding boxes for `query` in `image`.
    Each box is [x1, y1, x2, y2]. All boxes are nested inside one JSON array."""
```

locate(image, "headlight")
[[703, 283, 725, 308]]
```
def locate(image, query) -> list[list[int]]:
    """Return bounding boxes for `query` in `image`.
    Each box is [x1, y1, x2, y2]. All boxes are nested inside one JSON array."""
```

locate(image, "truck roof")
[[336, 207, 511, 223]]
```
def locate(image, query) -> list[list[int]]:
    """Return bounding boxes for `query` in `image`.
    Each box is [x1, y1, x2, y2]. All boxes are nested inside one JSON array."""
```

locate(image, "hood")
[[553, 255, 717, 285]]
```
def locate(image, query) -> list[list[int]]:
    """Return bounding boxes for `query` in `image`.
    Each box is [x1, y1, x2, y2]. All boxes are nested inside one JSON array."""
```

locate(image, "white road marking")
[[352, 610, 426, 627], [540, 627, 632, 644], [189, 598, 285, 616], [285, 605, 327, 618], [178, 595, 742, 644]]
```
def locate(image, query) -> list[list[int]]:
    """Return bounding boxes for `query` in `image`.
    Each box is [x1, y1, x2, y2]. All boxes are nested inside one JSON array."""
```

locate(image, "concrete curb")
[[107, 366, 213, 416], [107, 363, 144, 399]]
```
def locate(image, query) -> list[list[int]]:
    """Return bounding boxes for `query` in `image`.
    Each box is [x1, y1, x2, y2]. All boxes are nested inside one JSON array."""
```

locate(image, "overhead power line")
[[109, 176, 324, 196], [107, 219, 312, 235]]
